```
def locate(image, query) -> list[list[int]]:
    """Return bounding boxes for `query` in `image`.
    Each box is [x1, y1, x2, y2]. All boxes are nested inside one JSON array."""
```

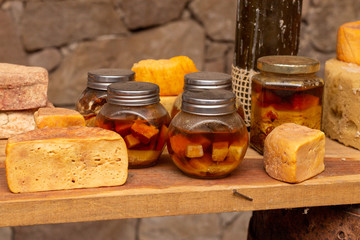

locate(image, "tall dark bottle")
[[232, 0, 303, 126]]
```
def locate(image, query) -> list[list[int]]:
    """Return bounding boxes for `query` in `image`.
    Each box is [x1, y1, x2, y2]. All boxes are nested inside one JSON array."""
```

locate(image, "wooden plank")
[[0, 138, 360, 227]]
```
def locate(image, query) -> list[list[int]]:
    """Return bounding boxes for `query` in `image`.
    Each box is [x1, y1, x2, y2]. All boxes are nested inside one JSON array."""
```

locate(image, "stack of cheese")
[[0, 63, 50, 138], [322, 21, 360, 150], [2, 63, 128, 193]]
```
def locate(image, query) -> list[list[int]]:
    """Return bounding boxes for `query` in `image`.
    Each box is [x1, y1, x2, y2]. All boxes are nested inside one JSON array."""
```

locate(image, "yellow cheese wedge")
[[5, 127, 128, 193], [34, 107, 85, 128], [186, 144, 204, 158], [127, 150, 161, 168], [264, 123, 325, 183], [160, 96, 177, 115], [337, 21, 360, 66], [212, 141, 229, 162]]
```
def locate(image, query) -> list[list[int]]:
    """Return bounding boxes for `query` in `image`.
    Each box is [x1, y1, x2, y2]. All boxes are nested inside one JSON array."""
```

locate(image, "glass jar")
[[168, 90, 249, 179], [232, 0, 302, 128], [76, 69, 135, 126], [250, 55, 324, 154], [95, 82, 170, 168], [171, 71, 245, 120]]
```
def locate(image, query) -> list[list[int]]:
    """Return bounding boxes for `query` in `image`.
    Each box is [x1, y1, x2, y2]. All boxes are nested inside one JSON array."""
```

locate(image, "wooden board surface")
[[1, 138, 360, 227]]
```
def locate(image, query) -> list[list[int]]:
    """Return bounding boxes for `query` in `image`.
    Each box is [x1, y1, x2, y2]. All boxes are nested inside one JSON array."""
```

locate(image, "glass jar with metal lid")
[[167, 89, 249, 179], [95, 81, 170, 168], [170, 72, 245, 120], [250, 55, 324, 154], [76, 69, 135, 126]]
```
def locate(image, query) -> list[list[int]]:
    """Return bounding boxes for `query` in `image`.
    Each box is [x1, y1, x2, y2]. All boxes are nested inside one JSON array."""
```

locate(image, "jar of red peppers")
[[168, 90, 249, 179], [76, 69, 135, 126], [171, 72, 245, 120], [250, 55, 324, 154], [95, 81, 170, 168]]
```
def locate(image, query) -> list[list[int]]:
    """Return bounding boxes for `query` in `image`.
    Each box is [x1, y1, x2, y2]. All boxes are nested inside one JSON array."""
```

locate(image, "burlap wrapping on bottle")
[[231, 64, 258, 127]]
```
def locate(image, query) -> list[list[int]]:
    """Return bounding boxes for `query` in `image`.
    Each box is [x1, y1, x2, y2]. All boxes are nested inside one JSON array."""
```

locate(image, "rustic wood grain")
[[0, 138, 360, 227]]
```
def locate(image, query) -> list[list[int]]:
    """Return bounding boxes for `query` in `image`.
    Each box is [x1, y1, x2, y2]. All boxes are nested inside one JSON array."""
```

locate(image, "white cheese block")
[[322, 58, 360, 150]]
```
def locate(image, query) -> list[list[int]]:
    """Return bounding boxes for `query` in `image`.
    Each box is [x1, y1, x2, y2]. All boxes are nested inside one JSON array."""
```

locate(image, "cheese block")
[[34, 107, 86, 128], [131, 56, 198, 96], [0, 63, 48, 110], [160, 96, 177, 115], [264, 123, 325, 183], [337, 21, 360, 66], [322, 58, 360, 150], [0, 109, 36, 139], [0, 101, 54, 139], [6, 127, 128, 193]]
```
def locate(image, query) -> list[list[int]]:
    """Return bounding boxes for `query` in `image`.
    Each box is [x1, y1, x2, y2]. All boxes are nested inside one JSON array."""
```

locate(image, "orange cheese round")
[[337, 21, 360, 66], [131, 56, 198, 96]]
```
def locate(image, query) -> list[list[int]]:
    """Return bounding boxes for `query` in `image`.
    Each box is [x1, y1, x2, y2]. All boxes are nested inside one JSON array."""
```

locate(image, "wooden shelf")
[[1, 138, 360, 227]]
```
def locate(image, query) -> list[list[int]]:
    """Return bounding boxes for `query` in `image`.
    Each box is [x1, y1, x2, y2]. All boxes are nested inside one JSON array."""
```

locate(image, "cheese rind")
[[0, 101, 54, 139], [0, 63, 48, 110], [264, 123, 325, 183], [337, 21, 360, 66], [34, 107, 86, 128], [0, 109, 36, 139], [322, 58, 360, 150], [6, 127, 128, 193]]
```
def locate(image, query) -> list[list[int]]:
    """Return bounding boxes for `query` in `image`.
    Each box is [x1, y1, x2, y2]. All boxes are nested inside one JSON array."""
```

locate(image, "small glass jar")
[[95, 82, 170, 168], [76, 69, 135, 126], [250, 55, 324, 154], [170, 72, 245, 120], [168, 90, 249, 179]]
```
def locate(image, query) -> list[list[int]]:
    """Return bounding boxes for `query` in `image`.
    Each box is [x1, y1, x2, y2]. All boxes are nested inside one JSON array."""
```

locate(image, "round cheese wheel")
[[337, 21, 360, 66]]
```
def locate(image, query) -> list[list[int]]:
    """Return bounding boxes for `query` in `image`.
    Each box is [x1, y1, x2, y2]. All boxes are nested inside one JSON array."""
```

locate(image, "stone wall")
[[0, 0, 360, 239]]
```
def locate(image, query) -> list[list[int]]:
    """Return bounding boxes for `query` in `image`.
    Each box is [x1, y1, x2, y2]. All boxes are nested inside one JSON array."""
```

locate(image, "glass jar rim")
[[257, 55, 320, 74]]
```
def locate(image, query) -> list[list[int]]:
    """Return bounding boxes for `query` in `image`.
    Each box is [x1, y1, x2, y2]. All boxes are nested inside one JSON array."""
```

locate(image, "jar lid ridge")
[[87, 69, 135, 90], [181, 89, 236, 116], [184, 72, 232, 91], [107, 82, 160, 106]]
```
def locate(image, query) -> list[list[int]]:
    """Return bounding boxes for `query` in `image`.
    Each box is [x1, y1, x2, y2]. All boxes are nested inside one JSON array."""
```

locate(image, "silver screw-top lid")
[[107, 82, 160, 106], [184, 72, 232, 91], [87, 69, 135, 90], [182, 89, 236, 116]]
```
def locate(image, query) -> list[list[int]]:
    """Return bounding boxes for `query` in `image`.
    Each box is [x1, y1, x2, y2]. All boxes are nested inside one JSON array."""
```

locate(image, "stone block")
[[0, 10, 27, 65], [48, 20, 205, 105], [13, 219, 137, 240], [218, 212, 239, 227], [305, 0, 360, 53], [204, 58, 226, 73], [121, 0, 189, 29], [139, 214, 221, 240], [205, 41, 229, 61], [29, 48, 62, 72], [0, 227, 12, 240], [221, 212, 252, 240], [225, 44, 234, 74], [1, 1, 23, 26], [20, 1, 127, 51], [189, 0, 236, 41]]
